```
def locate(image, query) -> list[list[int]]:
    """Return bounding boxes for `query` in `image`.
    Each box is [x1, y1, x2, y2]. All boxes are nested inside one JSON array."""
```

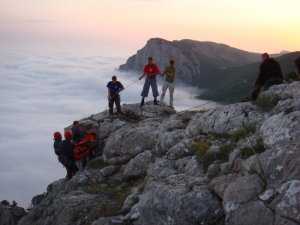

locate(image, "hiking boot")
[[154, 99, 158, 105]]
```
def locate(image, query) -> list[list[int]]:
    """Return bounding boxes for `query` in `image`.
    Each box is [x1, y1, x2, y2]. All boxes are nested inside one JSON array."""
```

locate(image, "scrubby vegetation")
[[285, 72, 300, 82], [87, 158, 109, 170], [240, 138, 266, 159], [255, 94, 280, 111]]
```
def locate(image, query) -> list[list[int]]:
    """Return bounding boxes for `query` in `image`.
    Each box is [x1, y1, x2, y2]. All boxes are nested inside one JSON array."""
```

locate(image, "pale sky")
[[1, 0, 299, 55]]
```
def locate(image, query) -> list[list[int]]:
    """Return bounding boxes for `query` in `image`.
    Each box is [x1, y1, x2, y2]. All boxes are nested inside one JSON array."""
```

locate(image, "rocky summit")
[[6, 81, 300, 225]]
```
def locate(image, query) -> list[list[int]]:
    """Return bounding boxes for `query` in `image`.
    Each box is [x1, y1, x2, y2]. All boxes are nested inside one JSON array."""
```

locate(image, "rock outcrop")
[[0, 201, 26, 225], [18, 81, 300, 225]]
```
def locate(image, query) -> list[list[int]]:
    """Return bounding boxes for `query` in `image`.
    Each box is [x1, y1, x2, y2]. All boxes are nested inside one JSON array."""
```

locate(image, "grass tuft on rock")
[[256, 94, 280, 112], [285, 72, 300, 82], [191, 140, 211, 159], [218, 143, 236, 161], [230, 124, 256, 143], [87, 158, 109, 170], [240, 138, 266, 159]]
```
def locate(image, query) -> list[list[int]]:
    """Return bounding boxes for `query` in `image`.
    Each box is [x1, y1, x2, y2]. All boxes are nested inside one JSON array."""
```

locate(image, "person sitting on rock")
[[251, 53, 283, 100], [160, 59, 176, 108], [71, 121, 85, 143], [295, 56, 300, 75], [107, 76, 124, 116], [61, 131, 78, 179], [139, 57, 161, 106]]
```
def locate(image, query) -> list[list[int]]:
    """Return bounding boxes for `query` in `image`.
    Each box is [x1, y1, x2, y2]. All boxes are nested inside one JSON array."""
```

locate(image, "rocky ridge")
[[8, 81, 300, 225]]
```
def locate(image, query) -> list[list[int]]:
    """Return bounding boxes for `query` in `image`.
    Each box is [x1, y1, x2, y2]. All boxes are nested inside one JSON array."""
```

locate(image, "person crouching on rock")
[[107, 76, 124, 116], [160, 59, 176, 108], [139, 57, 161, 107], [251, 53, 283, 100], [61, 131, 78, 179]]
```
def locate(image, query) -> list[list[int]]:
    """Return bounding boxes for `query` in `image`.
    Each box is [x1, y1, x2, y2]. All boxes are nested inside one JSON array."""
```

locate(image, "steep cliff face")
[[119, 38, 261, 86], [0, 202, 26, 225], [18, 81, 300, 225]]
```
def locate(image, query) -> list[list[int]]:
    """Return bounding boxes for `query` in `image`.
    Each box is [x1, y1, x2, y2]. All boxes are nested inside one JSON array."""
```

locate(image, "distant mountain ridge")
[[119, 38, 261, 85], [119, 38, 300, 102]]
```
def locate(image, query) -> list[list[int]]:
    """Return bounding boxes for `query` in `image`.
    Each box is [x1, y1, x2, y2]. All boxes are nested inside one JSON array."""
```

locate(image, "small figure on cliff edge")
[[251, 53, 283, 100], [139, 57, 161, 107], [160, 59, 176, 108], [107, 76, 124, 116]]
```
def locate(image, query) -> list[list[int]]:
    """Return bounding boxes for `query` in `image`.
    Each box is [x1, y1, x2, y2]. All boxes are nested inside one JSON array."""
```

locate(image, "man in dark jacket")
[[61, 131, 78, 179], [53, 131, 64, 165], [252, 53, 283, 100], [107, 76, 124, 115]]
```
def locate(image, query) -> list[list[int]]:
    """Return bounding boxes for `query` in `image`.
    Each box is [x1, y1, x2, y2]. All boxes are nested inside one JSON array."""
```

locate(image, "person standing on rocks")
[[53, 131, 64, 165], [160, 59, 176, 108], [107, 76, 124, 116], [251, 53, 283, 100], [61, 131, 78, 179], [139, 57, 161, 107]]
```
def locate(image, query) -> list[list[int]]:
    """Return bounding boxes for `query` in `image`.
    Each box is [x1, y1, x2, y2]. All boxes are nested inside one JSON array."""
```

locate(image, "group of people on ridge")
[[53, 54, 300, 179], [53, 121, 97, 179], [106, 57, 176, 115]]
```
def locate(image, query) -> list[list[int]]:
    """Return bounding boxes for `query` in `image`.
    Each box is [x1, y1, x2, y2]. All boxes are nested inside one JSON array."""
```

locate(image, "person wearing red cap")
[[251, 53, 283, 100], [61, 131, 78, 179], [53, 131, 62, 158], [139, 57, 161, 106]]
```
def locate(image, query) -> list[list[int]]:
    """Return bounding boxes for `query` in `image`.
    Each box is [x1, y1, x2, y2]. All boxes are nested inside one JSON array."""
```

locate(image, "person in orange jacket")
[[74, 132, 97, 170]]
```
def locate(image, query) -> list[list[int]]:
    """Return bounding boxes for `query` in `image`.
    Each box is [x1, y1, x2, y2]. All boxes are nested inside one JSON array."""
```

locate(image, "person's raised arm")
[[139, 74, 145, 80]]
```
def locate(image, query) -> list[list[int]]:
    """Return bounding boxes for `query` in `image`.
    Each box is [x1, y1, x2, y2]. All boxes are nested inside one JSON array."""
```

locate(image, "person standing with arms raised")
[[139, 57, 161, 107]]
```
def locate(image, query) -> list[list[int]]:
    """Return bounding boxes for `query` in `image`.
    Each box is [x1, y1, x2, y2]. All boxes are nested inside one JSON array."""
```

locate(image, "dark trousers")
[[109, 94, 121, 115], [141, 77, 159, 98], [63, 157, 78, 179]]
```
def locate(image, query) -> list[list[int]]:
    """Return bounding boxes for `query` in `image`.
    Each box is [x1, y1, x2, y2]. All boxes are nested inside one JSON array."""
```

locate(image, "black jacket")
[[53, 140, 62, 156], [255, 58, 283, 86], [61, 140, 74, 159]]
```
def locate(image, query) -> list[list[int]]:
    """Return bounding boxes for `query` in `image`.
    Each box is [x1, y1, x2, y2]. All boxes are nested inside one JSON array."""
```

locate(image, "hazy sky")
[[1, 0, 300, 55]]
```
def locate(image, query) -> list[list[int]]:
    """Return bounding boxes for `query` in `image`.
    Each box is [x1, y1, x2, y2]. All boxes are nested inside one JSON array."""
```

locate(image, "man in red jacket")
[[139, 57, 161, 106]]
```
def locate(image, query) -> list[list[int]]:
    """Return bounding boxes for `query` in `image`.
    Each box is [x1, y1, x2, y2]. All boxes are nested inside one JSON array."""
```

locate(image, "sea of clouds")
[[0, 48, 211, 207]]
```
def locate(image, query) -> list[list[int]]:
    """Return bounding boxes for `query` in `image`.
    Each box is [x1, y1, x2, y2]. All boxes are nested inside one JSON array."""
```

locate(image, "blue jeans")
[[141, 77, 159, 98]]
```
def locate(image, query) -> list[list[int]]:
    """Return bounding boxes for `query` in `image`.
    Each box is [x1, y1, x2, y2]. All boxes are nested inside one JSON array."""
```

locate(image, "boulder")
[[226, 201, 273, 225], [123, 151, 153, 179]]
